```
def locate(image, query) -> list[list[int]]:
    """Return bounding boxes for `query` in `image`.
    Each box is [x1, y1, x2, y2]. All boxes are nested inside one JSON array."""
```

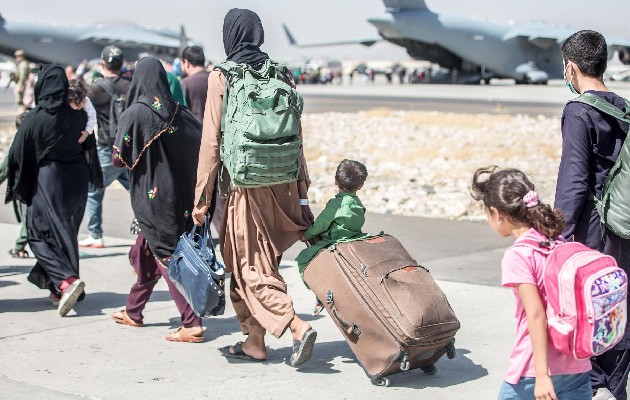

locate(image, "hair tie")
[[523, 190, 539, 208]]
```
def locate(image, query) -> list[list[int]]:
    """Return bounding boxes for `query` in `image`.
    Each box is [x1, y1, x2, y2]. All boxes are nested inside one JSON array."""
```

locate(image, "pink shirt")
[[501, 228, 591, 384]]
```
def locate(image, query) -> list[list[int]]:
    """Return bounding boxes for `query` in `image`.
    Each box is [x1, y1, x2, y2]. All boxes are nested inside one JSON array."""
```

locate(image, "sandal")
[[8, 248, 29, 259], [111, 309, 144, 327], [165, 326, 204, 343], [290, 328, 317, 367], [219, 342, 266, 362], [313, 299, 325, 316]]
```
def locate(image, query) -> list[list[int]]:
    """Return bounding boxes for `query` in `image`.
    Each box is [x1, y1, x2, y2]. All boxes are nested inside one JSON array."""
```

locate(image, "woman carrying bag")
[[110, 57, 204, 342]]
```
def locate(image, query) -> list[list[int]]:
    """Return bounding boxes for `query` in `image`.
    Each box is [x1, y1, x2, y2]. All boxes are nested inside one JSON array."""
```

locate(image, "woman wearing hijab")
[[192, 8, 317, 366], [110, 57, 204, 342], [6, 65, 89, 317]]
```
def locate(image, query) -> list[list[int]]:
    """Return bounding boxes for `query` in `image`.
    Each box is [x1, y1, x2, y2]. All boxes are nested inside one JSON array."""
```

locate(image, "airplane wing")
[[502, 26, 571, 49], [504, 26, 630, 51], [283, 23, 379, 48], [76, 26, 181, 49]]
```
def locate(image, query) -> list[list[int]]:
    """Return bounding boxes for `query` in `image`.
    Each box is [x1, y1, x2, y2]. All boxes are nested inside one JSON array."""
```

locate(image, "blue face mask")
[[564, 63, 579, 94]]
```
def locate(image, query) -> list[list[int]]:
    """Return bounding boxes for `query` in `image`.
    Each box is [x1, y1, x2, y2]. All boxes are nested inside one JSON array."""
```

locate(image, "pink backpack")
[[514, 238, 628, 359]]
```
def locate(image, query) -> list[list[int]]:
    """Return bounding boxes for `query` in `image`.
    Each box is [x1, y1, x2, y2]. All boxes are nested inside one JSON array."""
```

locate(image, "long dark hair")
[[470, 166, 565, 238]]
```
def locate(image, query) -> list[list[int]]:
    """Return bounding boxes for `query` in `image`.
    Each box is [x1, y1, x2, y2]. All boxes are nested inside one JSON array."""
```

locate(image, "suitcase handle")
[[327, 290, 361, 336]]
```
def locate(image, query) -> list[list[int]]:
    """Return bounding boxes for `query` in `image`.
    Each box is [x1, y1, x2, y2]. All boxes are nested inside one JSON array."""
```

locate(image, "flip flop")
[[111, 309, 144, 327], [290, 328, 317, 367], [313, 300, 325, 316], [165, 326, 204, 343], [219, 342, 266, 362]]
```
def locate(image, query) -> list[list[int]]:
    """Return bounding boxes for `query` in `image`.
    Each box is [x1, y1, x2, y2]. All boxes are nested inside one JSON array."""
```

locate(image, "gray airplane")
[[0, 13, 198, 66], [284, 0, 630, 84]]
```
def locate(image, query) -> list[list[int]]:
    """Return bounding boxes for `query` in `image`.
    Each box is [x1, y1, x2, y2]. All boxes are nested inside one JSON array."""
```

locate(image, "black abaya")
[[8, 65, 89, 292]]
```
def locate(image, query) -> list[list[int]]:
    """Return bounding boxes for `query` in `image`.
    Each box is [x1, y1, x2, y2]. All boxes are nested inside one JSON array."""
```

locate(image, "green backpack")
[[569, 92, 630, 239], [215, 59, 303, 188]]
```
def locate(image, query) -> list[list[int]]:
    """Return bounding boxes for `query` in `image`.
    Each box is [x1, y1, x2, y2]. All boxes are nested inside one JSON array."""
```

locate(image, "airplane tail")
[[384, 0, 429, 11], [282, 23, 298, 46], [179, 25, 188, 51]]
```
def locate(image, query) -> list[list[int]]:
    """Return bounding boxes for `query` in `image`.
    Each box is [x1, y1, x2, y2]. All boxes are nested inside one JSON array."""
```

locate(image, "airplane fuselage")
[[369, 9, 564, 81], [0, 21, 185, 66]]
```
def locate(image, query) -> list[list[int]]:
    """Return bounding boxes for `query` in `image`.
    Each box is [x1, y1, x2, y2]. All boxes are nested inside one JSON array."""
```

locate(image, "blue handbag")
[[167, 216, 226, 317]]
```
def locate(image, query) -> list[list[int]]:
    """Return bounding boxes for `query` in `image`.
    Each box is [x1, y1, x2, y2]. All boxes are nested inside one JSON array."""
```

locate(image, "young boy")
[[554, 30, 630, 400], [296, 159, 370, 314]]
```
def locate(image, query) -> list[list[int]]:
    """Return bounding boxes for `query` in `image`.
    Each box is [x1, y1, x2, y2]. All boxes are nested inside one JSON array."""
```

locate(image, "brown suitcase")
[[303, 235, 460, 386]]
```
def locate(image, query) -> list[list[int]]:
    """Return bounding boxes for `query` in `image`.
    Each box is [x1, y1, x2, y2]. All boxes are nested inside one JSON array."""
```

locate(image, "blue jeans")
[[498, 373, 591, 400], [85, 145, 130, 239]]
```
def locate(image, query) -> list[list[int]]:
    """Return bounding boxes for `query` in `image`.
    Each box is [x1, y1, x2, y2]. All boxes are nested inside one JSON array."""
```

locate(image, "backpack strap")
[[569, 93, 630, 234], [94, 77, 122, 99], [569, 93, 630, 124], [511, 238, 555, 255]]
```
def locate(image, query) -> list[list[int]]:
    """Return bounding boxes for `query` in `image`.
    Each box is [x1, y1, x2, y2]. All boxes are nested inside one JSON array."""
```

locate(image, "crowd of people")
[[1, 8, 629, 400]]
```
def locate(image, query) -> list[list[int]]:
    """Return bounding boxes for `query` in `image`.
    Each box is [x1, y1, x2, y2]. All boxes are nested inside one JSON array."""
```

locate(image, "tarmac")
[[0, 194, 518, 400]]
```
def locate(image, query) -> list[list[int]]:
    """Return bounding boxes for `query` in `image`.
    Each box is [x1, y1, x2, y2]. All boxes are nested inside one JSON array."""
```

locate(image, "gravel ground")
[[0, 110, 563, 221], [301, 110, 562, 220]]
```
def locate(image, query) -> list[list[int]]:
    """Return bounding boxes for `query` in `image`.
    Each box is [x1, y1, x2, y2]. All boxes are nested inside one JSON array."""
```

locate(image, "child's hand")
[[534, 375, 557, 400], [78, 130, 89, 144]]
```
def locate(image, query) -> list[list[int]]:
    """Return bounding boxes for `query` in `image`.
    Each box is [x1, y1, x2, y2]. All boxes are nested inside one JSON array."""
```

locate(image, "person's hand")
[[534, 375, 557, 400], [302, 204, 314, 225], [192, 203, 209, 226], [78, 130, 89, 144]]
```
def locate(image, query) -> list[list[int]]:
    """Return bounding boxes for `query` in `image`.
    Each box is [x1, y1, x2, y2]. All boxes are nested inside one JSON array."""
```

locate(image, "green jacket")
[[166, 72, 187, 107], [296, 192, 371, 279]]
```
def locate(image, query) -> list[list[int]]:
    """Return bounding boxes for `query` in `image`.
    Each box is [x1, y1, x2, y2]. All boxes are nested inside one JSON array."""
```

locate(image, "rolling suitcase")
[[303, 235, 460, 386]]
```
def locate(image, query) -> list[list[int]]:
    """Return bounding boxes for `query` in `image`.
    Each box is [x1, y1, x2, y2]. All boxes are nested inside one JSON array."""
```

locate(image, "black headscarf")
[[5, 65, 72, 204], [223, 8, 269, 69], [114, 57, 202, 262]]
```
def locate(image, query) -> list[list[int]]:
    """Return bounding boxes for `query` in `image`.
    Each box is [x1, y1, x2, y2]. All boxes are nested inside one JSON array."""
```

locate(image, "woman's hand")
[[534, 375, 557, 400], [78, 130, 89, 144], [192, 203, 209, 226]]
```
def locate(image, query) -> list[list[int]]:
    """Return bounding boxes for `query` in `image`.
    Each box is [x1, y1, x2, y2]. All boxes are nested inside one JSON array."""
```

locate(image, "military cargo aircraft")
[[0, 13, 198, 66], [285, 0, 630, 84]]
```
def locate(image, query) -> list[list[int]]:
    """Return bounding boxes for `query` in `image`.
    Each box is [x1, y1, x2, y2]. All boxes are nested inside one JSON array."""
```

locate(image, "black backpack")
[[95, 78, 127, 145]]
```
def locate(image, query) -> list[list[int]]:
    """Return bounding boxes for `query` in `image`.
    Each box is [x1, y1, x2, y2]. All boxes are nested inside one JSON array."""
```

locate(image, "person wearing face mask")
[[555, 30, 630, 400]]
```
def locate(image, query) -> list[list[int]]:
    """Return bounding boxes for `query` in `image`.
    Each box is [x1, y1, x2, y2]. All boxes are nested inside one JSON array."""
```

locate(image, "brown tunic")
[[193, 70, 311, 338]]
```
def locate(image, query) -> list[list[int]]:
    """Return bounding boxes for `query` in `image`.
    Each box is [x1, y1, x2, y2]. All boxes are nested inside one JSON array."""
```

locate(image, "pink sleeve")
[[501, 247, 536, 288]]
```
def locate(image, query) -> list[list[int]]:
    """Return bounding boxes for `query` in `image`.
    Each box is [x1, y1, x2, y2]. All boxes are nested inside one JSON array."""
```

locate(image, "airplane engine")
[[619, 48, 630, 65]]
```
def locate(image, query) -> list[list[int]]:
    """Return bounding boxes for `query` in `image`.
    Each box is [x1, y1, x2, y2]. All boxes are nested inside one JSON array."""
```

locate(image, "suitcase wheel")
[[446, 341, 456, 359], [371, 377, 390, 387], [421, 364, 437, 375]]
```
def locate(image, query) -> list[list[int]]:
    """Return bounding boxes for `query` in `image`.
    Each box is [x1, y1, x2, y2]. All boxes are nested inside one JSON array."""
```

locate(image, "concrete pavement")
[[0, 205, 519, 399]]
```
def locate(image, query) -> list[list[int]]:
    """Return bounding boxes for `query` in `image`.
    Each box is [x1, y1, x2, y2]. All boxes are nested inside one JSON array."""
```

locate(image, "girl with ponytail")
[[471, 166, 592, 400]]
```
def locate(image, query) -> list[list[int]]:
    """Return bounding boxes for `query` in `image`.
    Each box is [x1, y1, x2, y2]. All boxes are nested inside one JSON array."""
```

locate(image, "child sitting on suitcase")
[[471, 166, 592, 400], [297, 159, 369, 315]]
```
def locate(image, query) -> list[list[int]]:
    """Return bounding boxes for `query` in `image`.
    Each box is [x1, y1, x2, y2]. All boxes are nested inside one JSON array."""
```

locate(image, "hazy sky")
[[2, 0, 630, 62]]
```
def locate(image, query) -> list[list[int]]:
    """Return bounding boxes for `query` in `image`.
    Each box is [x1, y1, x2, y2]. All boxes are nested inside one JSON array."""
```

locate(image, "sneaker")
[[593, 388, 616, 400], [58, 279, 85, 317], [79, 236, 104, 248]]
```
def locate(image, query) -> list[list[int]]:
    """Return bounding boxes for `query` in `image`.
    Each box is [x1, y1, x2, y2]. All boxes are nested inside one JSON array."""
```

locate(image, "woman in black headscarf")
[[110, 57, 204, 342], [6, 65, 89, 317], [192, 9, 317, 366]]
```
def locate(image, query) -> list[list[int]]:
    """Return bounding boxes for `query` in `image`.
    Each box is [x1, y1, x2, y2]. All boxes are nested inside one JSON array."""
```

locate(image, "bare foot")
[[290, 317, 312, 342], [239, 335, 267, 360]]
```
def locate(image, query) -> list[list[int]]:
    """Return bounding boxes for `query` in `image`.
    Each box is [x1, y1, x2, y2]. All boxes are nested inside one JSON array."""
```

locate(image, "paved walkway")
[[0, 214, 519, 399]]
